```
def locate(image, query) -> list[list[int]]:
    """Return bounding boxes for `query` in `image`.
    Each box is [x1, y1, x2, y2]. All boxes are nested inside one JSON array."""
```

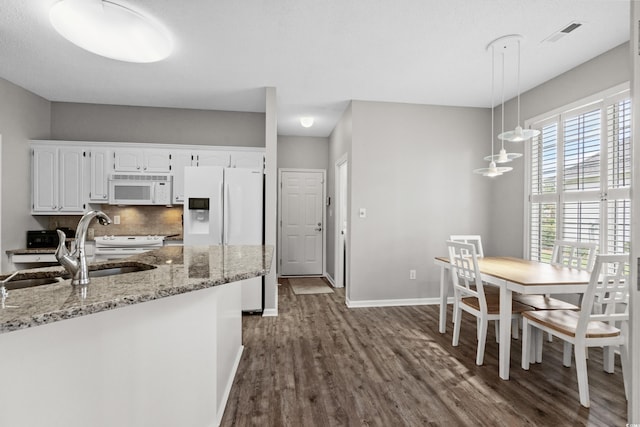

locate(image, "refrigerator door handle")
[[219, 181, 224, 245], [224, 183, 230, 245]]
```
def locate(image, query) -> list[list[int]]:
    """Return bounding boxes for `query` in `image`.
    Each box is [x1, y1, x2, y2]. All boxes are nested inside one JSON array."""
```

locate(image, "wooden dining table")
[[434, 256, 592, 380]]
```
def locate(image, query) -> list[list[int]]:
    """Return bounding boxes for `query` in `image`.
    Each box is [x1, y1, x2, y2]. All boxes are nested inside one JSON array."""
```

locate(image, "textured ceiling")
[[0, 0, 630, 137]]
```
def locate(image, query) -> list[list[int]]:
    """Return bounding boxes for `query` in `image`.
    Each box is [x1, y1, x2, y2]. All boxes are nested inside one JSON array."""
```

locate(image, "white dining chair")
[[449, 235, 484, 258], [514, 240, 596, 344], [447, 240, 531, 366], [521, 254, 630, 408]]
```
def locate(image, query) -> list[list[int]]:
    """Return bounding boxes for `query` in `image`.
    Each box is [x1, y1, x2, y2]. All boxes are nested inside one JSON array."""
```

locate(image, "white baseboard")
[[262, 308, 278, 317], [345, 296, 447, 308], [324, 274, 335, 287], [215, 345, 244, 427]]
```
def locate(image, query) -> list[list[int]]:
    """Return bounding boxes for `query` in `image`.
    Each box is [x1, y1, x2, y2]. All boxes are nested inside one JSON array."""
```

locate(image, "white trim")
[[334, 153, 348, 291], [324, 274, 336, 287], [215, 345, 244, 427], [345, 296, 452, 308], [262, 308, 278, 317], [524, 82, 630, 127]]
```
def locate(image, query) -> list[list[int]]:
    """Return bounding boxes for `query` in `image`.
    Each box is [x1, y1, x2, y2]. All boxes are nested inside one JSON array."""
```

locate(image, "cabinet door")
[[89, 148, 110, 202], [58, 147, 85, 213], [171, 151, 194, 204], [144, 149, 171, 173], [195, 151, 230, 167], [114, 149, 142, 172], [230, 152, 264, 169], [32, 146, 58, 212]]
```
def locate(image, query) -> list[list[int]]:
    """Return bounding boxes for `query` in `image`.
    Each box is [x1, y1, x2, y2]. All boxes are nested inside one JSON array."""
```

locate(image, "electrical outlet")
[[114, 215, 121, 225], [409, 269, 416, 280]]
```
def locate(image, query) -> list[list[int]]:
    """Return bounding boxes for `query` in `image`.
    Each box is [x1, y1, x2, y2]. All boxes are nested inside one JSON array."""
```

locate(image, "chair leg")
[[603, 345, 615, 373], [620, 342, 630, 400], [494, 320, 499, 343], [574, 343, 590, 407], [521, 318, 531, 370], [563, 341, 572, 367], [512, 318, 519, 340], [476, 316, 488, 366], [535, 329, 543, 363], [452, 305, 462, 347]]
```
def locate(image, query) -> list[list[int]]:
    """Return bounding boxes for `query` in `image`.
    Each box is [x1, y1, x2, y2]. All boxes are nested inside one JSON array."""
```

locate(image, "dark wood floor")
[[221, 278, 627, 426]]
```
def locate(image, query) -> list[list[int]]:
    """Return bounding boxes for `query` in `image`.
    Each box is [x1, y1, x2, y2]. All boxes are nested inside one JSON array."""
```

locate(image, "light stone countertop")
[[0, 245, 273, 334]]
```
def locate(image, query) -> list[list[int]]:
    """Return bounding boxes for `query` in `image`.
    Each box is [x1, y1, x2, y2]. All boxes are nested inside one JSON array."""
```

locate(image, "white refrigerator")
[[183, 166, 264, 312]]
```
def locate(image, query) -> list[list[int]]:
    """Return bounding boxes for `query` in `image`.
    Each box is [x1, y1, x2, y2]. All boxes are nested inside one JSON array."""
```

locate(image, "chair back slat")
[[551, 240, 597, 272], [577, 254, 629, 335], [450, 235, 484, 258], [446, 240, 486, 311]]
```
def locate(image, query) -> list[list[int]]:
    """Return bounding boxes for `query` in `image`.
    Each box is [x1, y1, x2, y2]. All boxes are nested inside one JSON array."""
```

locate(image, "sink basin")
[[87, 264, 155, 278], [4, 277, 62, 290]]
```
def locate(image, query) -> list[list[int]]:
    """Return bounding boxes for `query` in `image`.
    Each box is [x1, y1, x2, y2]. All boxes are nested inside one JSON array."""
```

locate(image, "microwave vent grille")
[[110, 174, 172, 181]]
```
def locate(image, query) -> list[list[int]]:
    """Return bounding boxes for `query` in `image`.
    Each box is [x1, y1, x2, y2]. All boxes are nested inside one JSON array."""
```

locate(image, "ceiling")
[[0, 0, 630, 137]]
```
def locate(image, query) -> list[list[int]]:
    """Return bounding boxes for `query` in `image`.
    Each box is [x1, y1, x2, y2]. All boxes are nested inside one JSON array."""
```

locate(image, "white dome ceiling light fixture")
[[496, 35, 540, 143], [300, 117, 314, 128], [49, 0, 174, 63], [474, 37, 513, 178]]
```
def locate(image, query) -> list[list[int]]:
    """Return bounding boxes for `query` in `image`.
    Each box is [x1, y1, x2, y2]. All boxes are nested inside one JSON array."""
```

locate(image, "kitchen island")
[[0, 245, 273, 427]]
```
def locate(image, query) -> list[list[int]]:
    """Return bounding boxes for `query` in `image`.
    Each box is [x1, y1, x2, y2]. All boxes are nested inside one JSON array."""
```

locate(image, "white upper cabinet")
[[88, 148, 111, 202], [32, 145, 86, 214], [113, 149, 171, 173], [230, 151, 264, 169], [171, 150, 195, 204], [194, 151, 230, 167]]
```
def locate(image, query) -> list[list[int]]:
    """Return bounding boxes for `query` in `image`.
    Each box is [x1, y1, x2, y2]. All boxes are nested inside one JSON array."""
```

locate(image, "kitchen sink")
[[87, 264, 156, 278], [3, 277, 62, 290]]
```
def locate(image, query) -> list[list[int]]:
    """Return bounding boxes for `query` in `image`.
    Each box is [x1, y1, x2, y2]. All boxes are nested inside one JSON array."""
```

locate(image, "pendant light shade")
[[496, 36, 540, 142], [50, 0, 173, 63]]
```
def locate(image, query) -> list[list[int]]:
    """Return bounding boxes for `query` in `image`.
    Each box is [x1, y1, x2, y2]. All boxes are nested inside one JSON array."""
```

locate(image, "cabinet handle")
[[103, 194, 107, 199], [137, 166, 141, 170]]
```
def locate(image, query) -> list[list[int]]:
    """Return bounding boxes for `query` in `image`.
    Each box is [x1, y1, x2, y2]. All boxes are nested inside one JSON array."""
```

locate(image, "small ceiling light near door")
[[49, 0, 173, 63], [300, 117, 314, 128]]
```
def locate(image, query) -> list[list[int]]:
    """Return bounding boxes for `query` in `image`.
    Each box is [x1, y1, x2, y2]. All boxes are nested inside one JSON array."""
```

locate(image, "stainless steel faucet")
[[55, 210, 111, 286]]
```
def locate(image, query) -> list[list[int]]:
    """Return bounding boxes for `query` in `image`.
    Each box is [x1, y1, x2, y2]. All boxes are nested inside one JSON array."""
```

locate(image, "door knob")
[[315, 226, 322, 232]]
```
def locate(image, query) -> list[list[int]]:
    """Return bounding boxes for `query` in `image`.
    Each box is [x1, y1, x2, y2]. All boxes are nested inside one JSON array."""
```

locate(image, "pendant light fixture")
[[497, 36, 540, 142], [50, 0, 173, 63], [474, 37, 513, 177], [485, 43, 522, 164]]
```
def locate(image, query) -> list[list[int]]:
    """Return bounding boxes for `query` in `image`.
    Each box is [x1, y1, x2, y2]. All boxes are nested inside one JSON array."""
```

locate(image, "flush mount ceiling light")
[[474, 37, 513, 178], [495, 35, 540, 143], [300, 117, 314, 128], [49, 0, 173, 63]]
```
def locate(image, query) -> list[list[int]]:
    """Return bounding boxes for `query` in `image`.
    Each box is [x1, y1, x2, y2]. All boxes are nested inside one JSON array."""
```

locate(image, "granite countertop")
[[0, 245, 273, 334]]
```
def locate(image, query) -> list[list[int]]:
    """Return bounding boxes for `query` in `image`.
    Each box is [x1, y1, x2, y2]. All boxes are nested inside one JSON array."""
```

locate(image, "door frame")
[[334, 154, 348, 289], [277, 168, 327, 277]]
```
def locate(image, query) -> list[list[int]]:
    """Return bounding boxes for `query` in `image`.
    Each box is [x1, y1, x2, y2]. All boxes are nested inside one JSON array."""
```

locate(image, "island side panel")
[[0, 282, 243, 427]]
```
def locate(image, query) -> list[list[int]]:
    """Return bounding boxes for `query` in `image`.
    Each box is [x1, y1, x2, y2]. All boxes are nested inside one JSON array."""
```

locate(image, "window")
[[526, 87, 631, 261]]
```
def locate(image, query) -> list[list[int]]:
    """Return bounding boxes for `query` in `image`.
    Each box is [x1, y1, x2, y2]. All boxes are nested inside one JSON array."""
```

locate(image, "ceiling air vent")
[[543, 21, 583, 43]]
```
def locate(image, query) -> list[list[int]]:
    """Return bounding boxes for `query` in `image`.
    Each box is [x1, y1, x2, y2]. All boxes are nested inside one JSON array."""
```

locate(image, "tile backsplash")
[[49, 206, 183, 238]]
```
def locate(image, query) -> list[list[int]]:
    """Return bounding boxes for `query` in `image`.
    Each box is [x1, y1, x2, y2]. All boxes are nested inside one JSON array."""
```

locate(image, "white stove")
[[94, 235, 165, 260]]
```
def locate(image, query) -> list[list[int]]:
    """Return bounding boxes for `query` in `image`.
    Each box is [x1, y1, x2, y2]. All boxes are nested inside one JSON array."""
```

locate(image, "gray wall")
[[277, 136, 329, 170], [488, 43, 631, 258], [51, 103, 265, 147], [345, 101, 491, 302], [0, 77, 51, 270]]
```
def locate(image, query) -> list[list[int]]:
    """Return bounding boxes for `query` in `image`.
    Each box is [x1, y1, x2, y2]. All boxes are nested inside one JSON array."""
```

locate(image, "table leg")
[[439, 264, 447, 333], [499, 284, 512, 380]]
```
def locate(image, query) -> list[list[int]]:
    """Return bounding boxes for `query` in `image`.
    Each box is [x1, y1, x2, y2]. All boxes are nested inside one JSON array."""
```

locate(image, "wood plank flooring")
[[221, 278, 627, 426]]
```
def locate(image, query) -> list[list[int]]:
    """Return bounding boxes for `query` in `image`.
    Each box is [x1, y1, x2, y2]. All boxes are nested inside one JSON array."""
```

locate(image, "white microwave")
[[108, 174, 173, 205]]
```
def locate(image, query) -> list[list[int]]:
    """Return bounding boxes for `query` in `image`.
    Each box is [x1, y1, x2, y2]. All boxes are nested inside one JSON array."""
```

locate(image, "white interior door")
[[280, 170, 324, 276]]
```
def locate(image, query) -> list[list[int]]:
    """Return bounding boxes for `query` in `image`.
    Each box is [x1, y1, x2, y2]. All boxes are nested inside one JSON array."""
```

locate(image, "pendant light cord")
[[500, 50, 506, 152], [490, 44, 495, 158], [516, 39, 521, 127]]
